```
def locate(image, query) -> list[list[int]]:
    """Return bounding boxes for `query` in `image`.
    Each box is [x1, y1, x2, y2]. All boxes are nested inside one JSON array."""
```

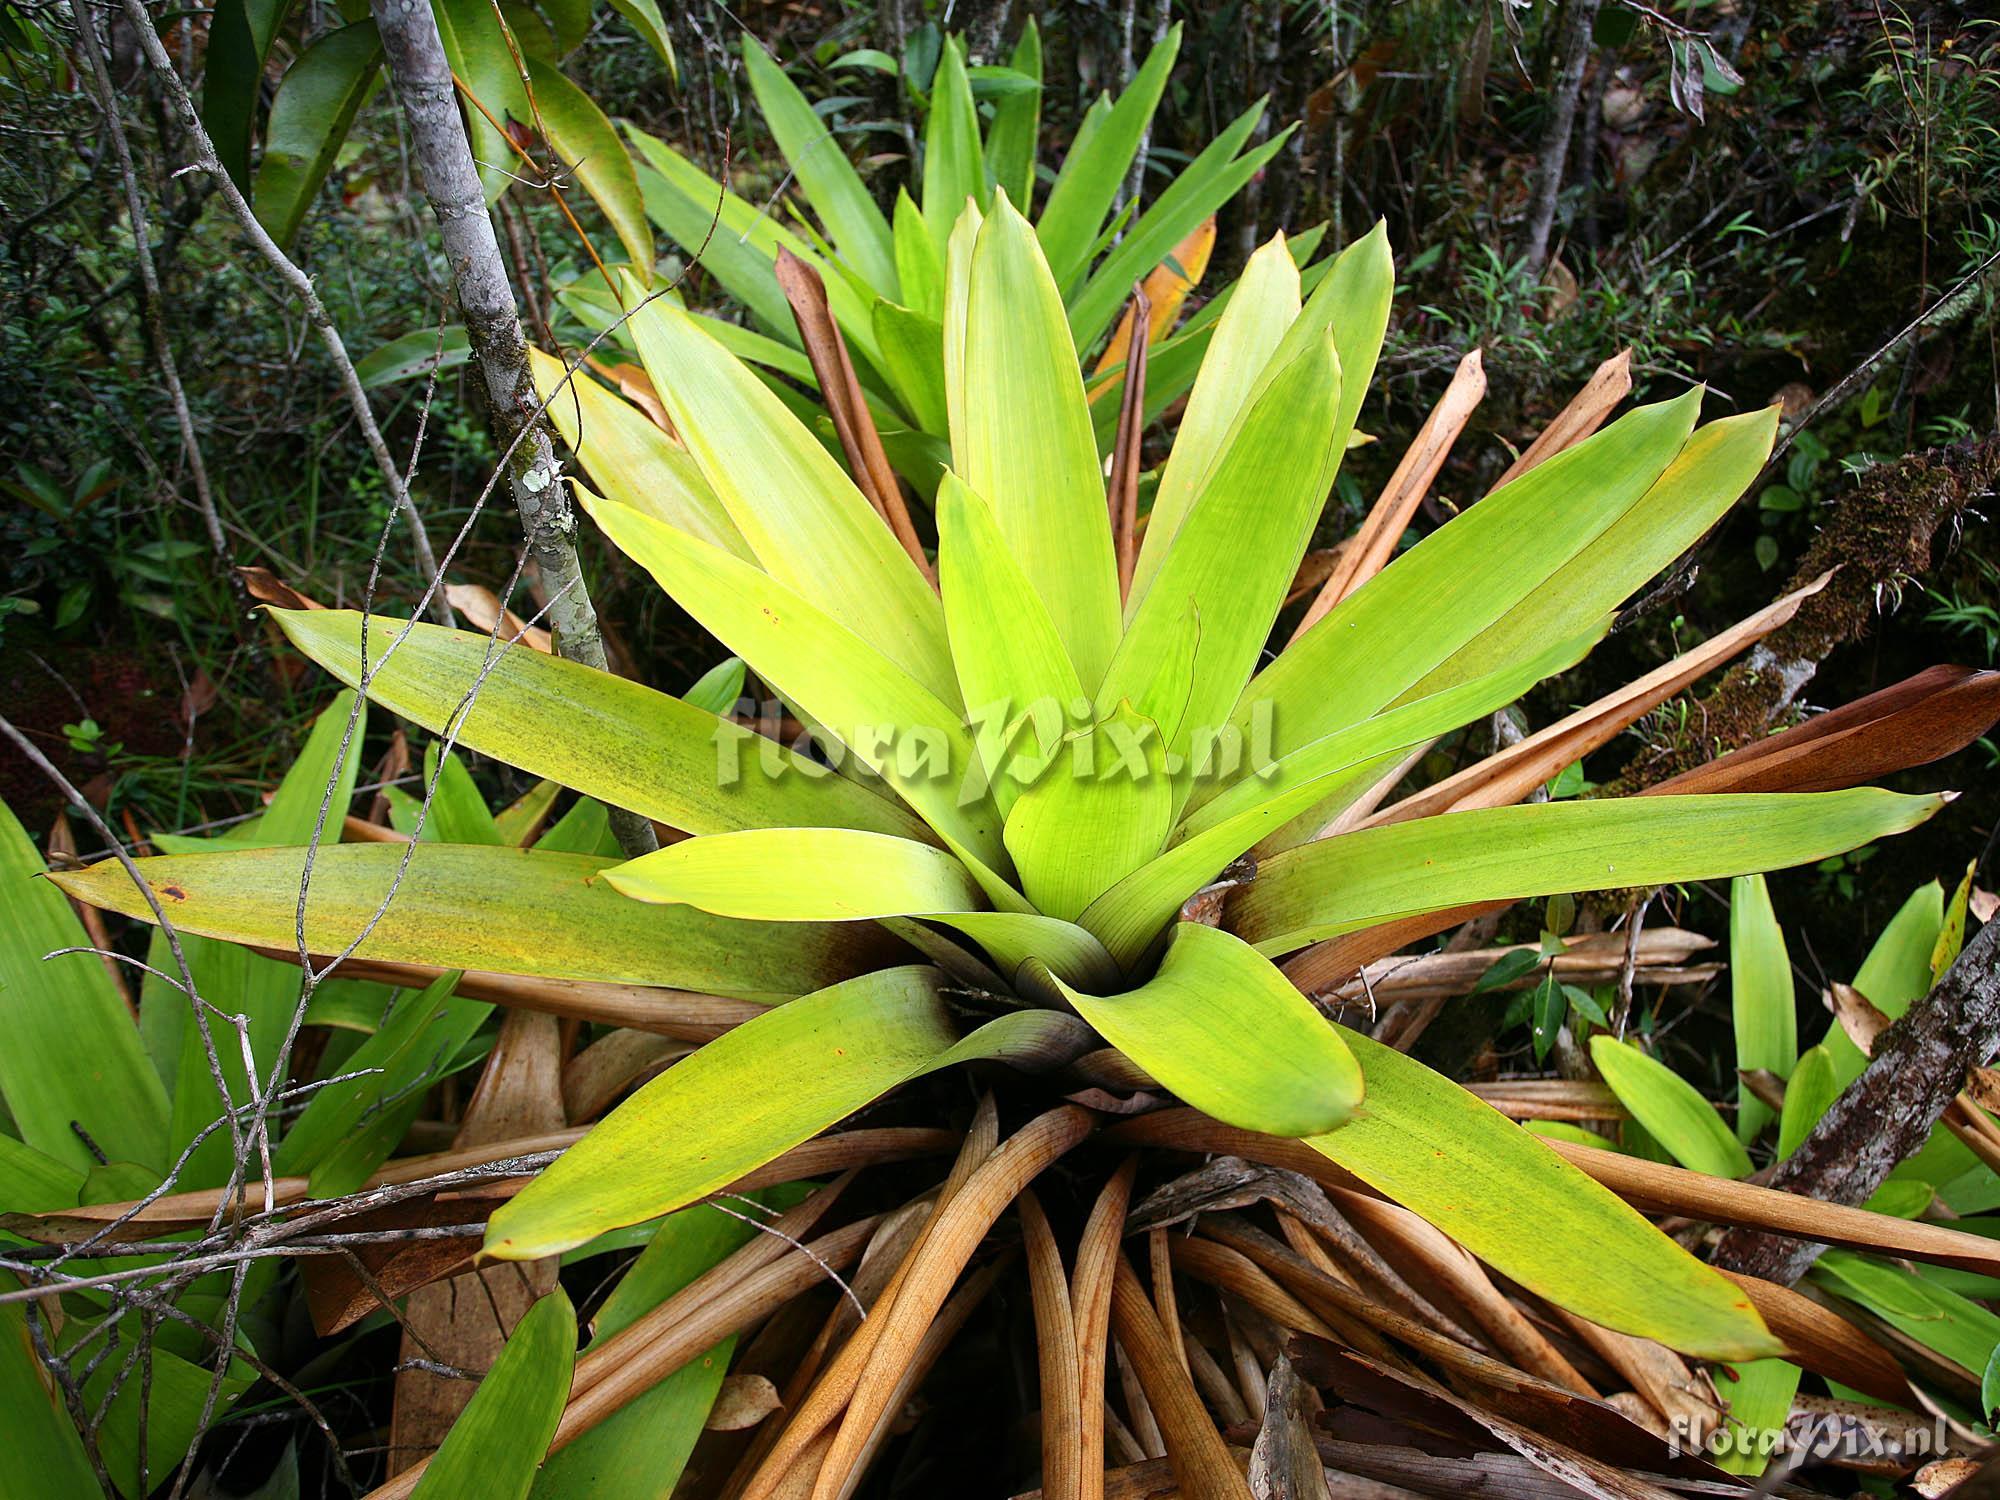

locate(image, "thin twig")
[[112, 0, 453, 625]]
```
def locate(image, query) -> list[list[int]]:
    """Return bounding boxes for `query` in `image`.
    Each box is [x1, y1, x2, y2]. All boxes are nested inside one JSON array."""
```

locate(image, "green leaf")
[[357, 326, 472, 389], [414, 1288, 576, 1500], [625, 126, 813, 338], [275, 610, 927, 843], [53, 842, 891, 1003], [581, 493, 1004, 871], [532, 1201, 782, 1497], [425, 745, 504, 844], [1826, 879, 1944, 1086], [1310, 1028, 1781, 1358], [1099, 327, 1341, 782], [432, 0, 529, 202], [536, 796, 621, 857], [0, 1132, 85, 1212], [1033, 24, 1179, 289], [1863, 1179, 1934, 1218], [1590, 1035, 1753, 1179], [0, 1302, 98, 1497], [621, 290, 953, 701], [78, 1327, 253, 1497], [1226, 791, 1945, 956], [1047, 923, 1360, 1136], [955, 194, 1122, 689], [1213, 393, 1704, 808], [891, 190, 944, 322], [937, 474, 1084, 817], [1730, 873, 1795, 1144], [871, 298, 949, 434], [1776, 1044, 1838, 1158], [0, 797, 169, 1173], [252, 21, 382, 248], [922, 38, 986, 250], [1711, 1359, 1801, 1476], [278, 972, 487, 1195], [202, 0, 295, 190], [742, 39, 896, 294], [603, 0, 674, 73], [1065, 103, 1288, 350], [1529, 971, 1565, 1064], [606, 828, 985, 919], [487, 965, 1044, 1257], [1004, 700, 1174, 922], [683, 657, 746, 717], [522, 58, 652, 277], [1814, 1250, 2000, 1380], [527, 348, 749, 558], [983, 19, 1041, 211], [1129, 233, 1302, 608]]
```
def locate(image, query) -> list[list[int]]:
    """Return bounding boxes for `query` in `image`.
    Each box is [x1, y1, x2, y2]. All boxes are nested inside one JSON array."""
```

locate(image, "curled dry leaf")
[[706, 1373, 784, 1432]]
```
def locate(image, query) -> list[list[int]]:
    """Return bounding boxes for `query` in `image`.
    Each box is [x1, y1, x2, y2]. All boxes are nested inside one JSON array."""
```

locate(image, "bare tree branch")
[[1714, 919, 2000, 1284], [110, 0, 453, 625], [70, 0, 225, 569], [367, 0, 656, 856]]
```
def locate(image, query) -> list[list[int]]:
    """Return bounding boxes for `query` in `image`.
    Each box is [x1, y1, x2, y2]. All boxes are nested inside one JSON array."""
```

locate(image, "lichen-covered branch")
[[1614, 433, 2000, 792], [368, 0, 656, 857]]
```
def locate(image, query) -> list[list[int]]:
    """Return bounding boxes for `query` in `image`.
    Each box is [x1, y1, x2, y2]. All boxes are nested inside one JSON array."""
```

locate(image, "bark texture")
[[1713, 920, 2000, 1284], [369, 0, 656, 855], [1520, 0, 1601, 277]]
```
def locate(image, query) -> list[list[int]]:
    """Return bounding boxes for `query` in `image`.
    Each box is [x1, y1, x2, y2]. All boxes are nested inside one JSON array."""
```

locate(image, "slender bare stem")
[[110, 0, 453, 624]]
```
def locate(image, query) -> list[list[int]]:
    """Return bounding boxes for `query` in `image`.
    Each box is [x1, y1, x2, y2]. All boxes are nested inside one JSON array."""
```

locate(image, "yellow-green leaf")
[[1098, 327, 1341, 782], [922, 39, 985, 250], [1730, 873, 1795, 1144], [1129, 232, 1301, 609], [1004, 701, 1173, 922], [487, 967, 1080, 1258], [620, 289, 954, 703], [955, 193, 1122, 689], [606, 829, 985, 920], [1046, 923, 1361, 1137], [1590, 1034, 1753, 1179], [937, 473, 1084, 817], [528, 348, 750, 559], [1311, 1028, 1781, 1358], [50, 842, 890, 1003], [1209, 393, 1703, 814], [581, 493, 1004, 870], [1227, 791, 1945, 956], [273, 609, 929, 843]]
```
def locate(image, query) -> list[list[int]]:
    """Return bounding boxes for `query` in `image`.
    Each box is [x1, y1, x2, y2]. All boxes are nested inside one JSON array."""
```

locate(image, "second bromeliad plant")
[[60, 201, 1988, 1486]]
